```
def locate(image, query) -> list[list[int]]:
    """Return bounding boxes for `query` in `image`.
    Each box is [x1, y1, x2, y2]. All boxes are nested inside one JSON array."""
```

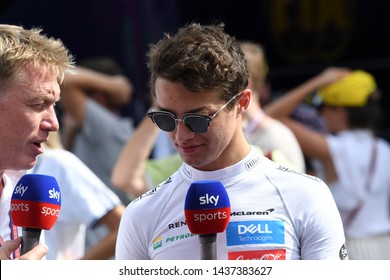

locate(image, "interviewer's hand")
[[0, 237, 48, 260]]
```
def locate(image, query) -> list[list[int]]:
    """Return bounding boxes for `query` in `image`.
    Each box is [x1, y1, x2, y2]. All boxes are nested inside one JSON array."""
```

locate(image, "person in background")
[[59, 57, 134, 205], [58, 58, 134, 253], [115, 22, 347, 260], [290, 101, 328, 176], [0, 24, 73, 260], [240, 41, 306, 173], [111, 114, 182, 198], [29, 131, 125, 259], [266, 67, 390, 259]]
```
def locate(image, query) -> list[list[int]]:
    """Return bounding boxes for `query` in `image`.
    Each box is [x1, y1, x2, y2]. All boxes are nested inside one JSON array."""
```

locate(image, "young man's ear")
[[237, 89, 251, 116]]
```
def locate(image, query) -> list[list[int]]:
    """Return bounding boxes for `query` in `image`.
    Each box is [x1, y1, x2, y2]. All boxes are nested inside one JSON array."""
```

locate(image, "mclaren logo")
[[231, 208, 274, 216]]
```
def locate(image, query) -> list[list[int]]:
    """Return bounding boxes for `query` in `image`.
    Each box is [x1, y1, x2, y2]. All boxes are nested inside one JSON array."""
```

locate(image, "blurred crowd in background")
[[1, 0, 389, 138]]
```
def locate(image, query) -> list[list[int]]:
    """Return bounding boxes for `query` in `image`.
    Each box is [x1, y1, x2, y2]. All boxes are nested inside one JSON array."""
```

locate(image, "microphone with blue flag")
[[184, 180, 230, 259], [10, 174, 61, 254]]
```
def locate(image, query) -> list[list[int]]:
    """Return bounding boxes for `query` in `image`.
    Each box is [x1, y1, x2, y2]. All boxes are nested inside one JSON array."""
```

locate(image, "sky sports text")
[[199, 194, 219, 206], [193, 211, 228, 222], [14, 183, 29, 196], [13, 184, 60, 202], [10, 203, 60, 217]]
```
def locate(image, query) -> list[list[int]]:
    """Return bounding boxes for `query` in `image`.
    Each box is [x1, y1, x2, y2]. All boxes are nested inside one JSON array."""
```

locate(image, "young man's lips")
[[178, 144, 202, 154]]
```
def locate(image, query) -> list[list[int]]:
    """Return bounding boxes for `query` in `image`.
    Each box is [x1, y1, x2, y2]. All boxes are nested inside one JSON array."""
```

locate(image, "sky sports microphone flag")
[[185, 180, 231, 259], [184, 180, 230, 234], [10, 174, 61, 254]]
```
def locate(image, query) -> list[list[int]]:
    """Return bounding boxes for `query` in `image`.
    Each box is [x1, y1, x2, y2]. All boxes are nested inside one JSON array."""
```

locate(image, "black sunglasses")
[[148, 93, 241, 134]]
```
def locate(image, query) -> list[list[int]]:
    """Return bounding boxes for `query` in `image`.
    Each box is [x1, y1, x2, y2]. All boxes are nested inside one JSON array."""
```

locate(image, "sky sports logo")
[[226, 220, 284, 246], [14, 184, 28, 196], [199, 193, 219, 206], [14, 184, 60, 202], [48, 188, 60, 202]]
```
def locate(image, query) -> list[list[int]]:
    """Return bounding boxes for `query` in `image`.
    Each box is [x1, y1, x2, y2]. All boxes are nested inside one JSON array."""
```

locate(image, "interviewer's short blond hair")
[[0, 24, 74, 94]]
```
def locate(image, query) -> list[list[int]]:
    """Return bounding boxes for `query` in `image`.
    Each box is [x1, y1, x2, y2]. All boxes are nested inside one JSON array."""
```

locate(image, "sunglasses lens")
[[149, 112, 211, 133], [152, 113, 176, 132], [184, 115, 209, 134]]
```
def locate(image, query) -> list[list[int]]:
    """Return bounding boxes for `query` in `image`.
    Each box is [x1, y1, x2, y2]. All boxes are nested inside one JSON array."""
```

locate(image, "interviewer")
[[0, 24, 73, 260]]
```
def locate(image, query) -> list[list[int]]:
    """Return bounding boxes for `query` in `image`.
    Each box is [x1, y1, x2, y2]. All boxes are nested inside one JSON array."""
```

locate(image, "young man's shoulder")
[[259, 157, 326, 191], [130, 174, 181, 206]]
